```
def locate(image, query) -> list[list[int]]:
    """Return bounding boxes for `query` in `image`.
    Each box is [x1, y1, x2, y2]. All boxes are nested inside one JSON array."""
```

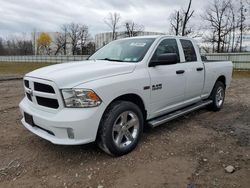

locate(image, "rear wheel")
[[97, 101, 143, 156], [208, 81, 225, 111]]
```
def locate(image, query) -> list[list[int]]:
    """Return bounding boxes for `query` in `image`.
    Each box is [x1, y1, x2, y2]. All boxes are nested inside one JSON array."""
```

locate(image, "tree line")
[[34, 23, 95, 55], [0, 0, 249, 56], [0, 34, 33, 56], [169, 0, 250, 52]]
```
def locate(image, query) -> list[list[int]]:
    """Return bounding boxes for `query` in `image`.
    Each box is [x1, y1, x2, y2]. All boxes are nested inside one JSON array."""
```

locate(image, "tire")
[[208, 81, 226, 111], [97, 100, 144, 156]]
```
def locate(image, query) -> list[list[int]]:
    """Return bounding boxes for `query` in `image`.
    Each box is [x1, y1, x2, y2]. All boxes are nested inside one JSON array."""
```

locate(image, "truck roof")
[[119, 35, 192, 40]]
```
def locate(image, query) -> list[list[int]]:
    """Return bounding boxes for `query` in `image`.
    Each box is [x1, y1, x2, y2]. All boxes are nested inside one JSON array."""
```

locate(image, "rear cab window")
[[180, 39, 197, 62]]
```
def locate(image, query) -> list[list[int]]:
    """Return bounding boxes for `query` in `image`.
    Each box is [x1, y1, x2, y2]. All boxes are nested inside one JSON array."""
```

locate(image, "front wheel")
[[97, 101, 143, 156], [208, 81, 225, 111]]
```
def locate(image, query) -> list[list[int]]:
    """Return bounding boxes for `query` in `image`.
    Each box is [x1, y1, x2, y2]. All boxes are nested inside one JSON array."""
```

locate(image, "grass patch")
[[233, 70, 250, 79], [0, 62, 53, 75]]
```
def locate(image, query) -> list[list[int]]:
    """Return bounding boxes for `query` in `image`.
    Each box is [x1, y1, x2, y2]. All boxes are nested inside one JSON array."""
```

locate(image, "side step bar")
[[147, 100, 212, 128]]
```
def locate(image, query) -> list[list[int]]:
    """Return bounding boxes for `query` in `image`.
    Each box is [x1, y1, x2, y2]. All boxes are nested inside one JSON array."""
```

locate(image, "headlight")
[[61, 89, 102, 108]]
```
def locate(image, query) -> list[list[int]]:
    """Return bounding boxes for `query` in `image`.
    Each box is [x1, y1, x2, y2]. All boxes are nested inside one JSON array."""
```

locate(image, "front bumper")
[[19, 98, 105, 145]]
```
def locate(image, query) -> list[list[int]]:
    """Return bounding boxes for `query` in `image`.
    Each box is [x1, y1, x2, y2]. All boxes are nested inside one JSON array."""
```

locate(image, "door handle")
[[176, 70, 185, 74], [196, 67, 204, 71]]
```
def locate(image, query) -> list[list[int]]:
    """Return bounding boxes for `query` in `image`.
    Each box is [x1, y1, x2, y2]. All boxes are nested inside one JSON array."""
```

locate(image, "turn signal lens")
[[87, 91, 100, 101]]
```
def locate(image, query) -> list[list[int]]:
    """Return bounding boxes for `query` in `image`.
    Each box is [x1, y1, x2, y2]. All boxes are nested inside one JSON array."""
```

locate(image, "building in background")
[[243, 34, 250, 52], [95, 31, 165, 50]]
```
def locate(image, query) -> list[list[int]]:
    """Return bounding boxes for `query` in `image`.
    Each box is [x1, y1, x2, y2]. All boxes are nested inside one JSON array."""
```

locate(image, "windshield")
[[89, 38, 155, 62]]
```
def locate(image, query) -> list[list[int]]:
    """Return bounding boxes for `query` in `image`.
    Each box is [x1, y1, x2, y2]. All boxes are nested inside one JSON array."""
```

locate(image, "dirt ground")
[[0, 78, 249, 188]]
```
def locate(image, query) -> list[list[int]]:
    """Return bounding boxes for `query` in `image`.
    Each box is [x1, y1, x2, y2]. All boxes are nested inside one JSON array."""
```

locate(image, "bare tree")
[[202, 0, 231, 52], [54, 23, 91, 55], [239, 0, 247, 51], [60, 24, 68, 55], [68, 23, 81, 55], [0, 37, 5, 55], [79, 25, 89, 55], [228, 2, 237, 52], [54, 33, 65, 55], [79, 41, 95, 55], [202, 0, 249, 52], [182, 0, 194, 36], [170, 11, 182, 35], [54, 25, 68, 55], [124, 20, 144, 37], [85, 42, 95, 55], [169, 0, 194, 36], [104, 12, 121, 40], [16, 39, 33, 55]]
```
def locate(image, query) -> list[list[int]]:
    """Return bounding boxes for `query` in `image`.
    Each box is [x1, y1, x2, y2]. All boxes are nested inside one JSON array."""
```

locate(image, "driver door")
[[148, 38, 187, 118]]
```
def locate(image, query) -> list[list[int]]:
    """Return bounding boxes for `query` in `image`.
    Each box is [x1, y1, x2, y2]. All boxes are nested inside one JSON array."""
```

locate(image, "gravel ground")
[[0, 78, 249, 188]]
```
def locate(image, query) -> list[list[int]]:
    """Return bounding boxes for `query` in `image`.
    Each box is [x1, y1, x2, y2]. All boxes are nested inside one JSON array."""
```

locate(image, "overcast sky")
[[0, 0, 217, 38]]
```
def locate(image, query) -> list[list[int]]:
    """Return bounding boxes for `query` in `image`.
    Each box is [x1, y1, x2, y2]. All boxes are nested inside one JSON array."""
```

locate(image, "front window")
[[151, 39, 180, 63], [89, 38, 155, 62]]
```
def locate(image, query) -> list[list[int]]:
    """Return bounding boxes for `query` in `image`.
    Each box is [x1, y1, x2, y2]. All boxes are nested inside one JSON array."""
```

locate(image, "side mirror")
[[149, 53, 178, 67]]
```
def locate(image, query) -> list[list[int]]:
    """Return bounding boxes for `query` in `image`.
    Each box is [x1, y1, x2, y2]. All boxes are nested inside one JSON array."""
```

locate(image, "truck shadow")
[[143, 108, 208, 135], [31, 108, 209, 160]]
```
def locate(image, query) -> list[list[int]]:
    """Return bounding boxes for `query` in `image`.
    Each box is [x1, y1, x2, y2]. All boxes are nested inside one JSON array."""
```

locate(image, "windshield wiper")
[[98, 58, 124, 62]]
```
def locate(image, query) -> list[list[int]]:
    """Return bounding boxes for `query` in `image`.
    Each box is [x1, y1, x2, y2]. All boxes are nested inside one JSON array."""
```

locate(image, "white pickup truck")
[[19, 36, 233, 156]]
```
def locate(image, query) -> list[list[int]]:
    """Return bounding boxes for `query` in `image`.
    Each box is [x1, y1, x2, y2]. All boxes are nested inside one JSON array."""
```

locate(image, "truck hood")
[[26, 60, 136, 88]]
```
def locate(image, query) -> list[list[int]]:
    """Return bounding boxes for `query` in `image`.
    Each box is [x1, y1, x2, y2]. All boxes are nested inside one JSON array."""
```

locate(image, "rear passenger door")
[[180, 39, 204, 104]]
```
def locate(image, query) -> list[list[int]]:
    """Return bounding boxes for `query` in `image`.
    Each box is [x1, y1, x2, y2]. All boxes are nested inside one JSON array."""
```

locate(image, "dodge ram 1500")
[[19, 36, 233, 156]]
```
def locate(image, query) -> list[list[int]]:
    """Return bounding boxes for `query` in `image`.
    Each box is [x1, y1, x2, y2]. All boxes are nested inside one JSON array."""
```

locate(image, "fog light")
[[67, 128, 74, 139]]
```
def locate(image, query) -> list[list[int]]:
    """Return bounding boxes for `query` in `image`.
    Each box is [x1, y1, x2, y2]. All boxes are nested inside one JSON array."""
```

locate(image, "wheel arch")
[[216, 75, 226, 87], [209, 75, 226, 98], [106, 93, 147, 121]]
